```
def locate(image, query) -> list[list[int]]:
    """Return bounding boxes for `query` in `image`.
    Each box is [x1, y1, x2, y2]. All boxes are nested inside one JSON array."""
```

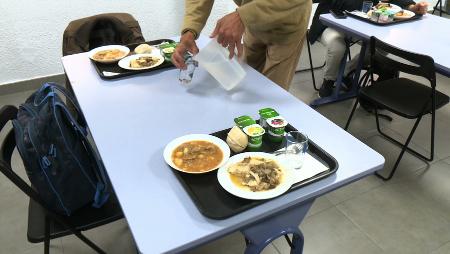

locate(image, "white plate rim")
[[393, 9, 415, 19], [118, 53, 165, 70], [88, 45, 130, 63], [163, 134, 231, 174], [217, 152, 294, 200]]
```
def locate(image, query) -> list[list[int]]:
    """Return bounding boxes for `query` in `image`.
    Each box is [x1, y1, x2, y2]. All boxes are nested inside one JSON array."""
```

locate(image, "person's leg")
[[243, 30, 267, 73], [259, 35, 306, 91], [317, 28, 347, 97], [320, 28, 347, 81]]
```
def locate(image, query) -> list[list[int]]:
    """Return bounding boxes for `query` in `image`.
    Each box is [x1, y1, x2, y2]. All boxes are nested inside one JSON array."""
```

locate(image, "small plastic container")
[[193, 39, 246, 91], [266, 116, 288, 143], [243, 124, 265, 151]]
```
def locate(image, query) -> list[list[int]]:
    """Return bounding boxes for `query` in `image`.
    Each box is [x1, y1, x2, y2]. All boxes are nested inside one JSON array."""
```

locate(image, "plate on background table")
[[373, 3, 402, 13], [394, 9, 415, 19], [217, 152, 294, 200], [163, 134, 231, 174], [88, 45, 130, 64], [118, 53, 164, 70]]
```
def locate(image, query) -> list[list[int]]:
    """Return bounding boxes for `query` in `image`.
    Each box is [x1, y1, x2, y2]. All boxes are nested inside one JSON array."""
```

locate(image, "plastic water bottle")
[[178, 54, 198, 85]]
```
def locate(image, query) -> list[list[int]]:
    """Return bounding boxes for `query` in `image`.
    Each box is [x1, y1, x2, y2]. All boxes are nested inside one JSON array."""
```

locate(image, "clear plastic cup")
[[284, 131, 309, 169], [193, 39, 246, 91], [362, 1, 373, 13]]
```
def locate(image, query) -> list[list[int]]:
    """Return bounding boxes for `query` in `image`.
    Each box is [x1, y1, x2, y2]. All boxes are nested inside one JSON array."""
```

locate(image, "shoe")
[[318, 79, 334, 98], [341, 72, 354, 91]]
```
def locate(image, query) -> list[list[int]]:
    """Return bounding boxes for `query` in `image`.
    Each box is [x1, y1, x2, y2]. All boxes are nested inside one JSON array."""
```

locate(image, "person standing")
[[172, 0, 312, 91]]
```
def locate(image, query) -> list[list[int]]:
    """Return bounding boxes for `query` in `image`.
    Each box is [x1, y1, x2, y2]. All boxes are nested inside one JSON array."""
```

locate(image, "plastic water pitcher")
[[193, 39, 246, 91]]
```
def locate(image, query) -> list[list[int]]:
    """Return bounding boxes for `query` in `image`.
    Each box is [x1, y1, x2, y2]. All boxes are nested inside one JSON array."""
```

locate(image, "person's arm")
[[391, 0, 428, 14], [181, 0, 214, 38], [407, 1, 428, 14], [236, 0, 306, 34], [173, 0, 214, 69]]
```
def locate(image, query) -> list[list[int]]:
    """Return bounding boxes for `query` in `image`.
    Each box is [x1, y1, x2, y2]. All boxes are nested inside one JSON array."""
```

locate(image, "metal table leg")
[[310, 40, 368, 107], [241, 200, 314, 254]]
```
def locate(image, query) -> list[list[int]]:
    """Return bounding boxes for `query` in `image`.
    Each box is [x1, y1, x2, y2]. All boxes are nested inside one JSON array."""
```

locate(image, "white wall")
[[0, 0, 236, 85]]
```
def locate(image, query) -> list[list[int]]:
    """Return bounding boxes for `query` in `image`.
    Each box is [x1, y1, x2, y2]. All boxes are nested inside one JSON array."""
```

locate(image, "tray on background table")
[[345, 11, 422, 26], [171, 124, 339, 219], [91, 39, 176, 80]]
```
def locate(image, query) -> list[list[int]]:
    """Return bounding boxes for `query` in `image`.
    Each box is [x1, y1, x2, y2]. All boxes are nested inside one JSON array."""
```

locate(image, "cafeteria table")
[[62, 36, 384, 254], [311, 13, 450, 107]]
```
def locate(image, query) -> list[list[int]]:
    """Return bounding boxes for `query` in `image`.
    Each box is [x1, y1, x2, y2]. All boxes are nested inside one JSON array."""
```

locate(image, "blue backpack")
[[12, 83, 109, 216]]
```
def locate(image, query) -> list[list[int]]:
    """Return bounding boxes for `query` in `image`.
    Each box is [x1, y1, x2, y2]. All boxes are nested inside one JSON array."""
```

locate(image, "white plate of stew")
[[163, 134, 231, 174], [217, 152, 294, 200]]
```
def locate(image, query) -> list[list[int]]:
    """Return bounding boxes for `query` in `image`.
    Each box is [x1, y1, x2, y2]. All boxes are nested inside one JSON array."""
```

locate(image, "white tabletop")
[[320, 13, 450, 76], [62, 37, 384, 254]]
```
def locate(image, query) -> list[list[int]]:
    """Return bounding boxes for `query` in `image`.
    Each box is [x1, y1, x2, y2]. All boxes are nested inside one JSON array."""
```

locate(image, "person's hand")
[[172, 31, 199, 69], [210, 11, 245, 59], [408, 1, 428, 15]]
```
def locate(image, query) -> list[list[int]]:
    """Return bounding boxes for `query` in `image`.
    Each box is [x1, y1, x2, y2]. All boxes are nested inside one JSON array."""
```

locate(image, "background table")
[[320, 13, 450, 76], [62, 37, 384, 253], [312, 13, 450, 107]]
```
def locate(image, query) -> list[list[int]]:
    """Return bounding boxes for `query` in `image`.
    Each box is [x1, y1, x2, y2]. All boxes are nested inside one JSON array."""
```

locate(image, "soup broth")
[[172, 140, 223, 172]]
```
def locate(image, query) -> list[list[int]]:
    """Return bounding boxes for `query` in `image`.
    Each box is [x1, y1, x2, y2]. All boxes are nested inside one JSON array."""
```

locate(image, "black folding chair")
[[432, 0, 448, 16], [345, 37, 449, 181], [0, 105, 124, 254]]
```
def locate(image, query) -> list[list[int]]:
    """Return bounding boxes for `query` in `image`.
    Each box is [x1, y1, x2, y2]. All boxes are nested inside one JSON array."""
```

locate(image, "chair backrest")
[[62, 13, 145, 56], [370, 36, 436, 86], [0, 106, 55, 214]]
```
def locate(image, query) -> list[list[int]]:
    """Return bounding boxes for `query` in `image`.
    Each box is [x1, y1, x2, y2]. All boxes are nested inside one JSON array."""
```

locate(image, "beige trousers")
[[319, 27, 368, 81], [319, 28, 347, 81], [243, 30, 306, 91]]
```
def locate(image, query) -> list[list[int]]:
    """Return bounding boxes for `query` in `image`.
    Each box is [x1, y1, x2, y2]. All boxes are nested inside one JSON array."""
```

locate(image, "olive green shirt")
[[182, 0, 311, 44]]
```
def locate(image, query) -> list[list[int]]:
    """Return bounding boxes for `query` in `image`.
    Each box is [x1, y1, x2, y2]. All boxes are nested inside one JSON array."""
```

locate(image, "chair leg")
[[374, 111, 432, 161], [430, 106, 436, 161], [374, 109, 424, 181], [72, 231, 106, 254], [345, 98, 359, 130], [432, 0, 442, 16], [306, 34, 319, 91], [51, 216, 106, 254], [44, 216, 50, 254]]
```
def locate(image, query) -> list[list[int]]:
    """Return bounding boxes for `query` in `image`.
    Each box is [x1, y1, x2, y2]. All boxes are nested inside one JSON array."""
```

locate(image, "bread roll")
[[134, 44, 153, 54], [226, 126, 248, 153]]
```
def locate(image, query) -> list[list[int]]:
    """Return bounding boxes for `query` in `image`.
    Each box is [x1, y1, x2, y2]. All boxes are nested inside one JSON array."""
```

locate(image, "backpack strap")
[[35, 83, 87, 127]]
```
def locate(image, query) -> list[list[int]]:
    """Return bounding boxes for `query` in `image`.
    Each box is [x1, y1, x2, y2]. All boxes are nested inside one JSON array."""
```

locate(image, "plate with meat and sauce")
[[88, 45, 130, 64], [118, 53, 164, 70], [163, 134, 231, 174], [217, 152, 294, 200]]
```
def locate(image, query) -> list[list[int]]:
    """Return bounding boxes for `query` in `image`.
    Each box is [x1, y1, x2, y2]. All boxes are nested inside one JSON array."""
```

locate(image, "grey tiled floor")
[[1, 43, 450, 254]]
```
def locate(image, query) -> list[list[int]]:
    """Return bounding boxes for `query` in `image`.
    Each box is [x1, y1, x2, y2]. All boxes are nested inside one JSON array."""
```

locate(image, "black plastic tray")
[[172, 124, 339, 219], [345, 11, 422, 26], [91, 39, 176, 80]]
